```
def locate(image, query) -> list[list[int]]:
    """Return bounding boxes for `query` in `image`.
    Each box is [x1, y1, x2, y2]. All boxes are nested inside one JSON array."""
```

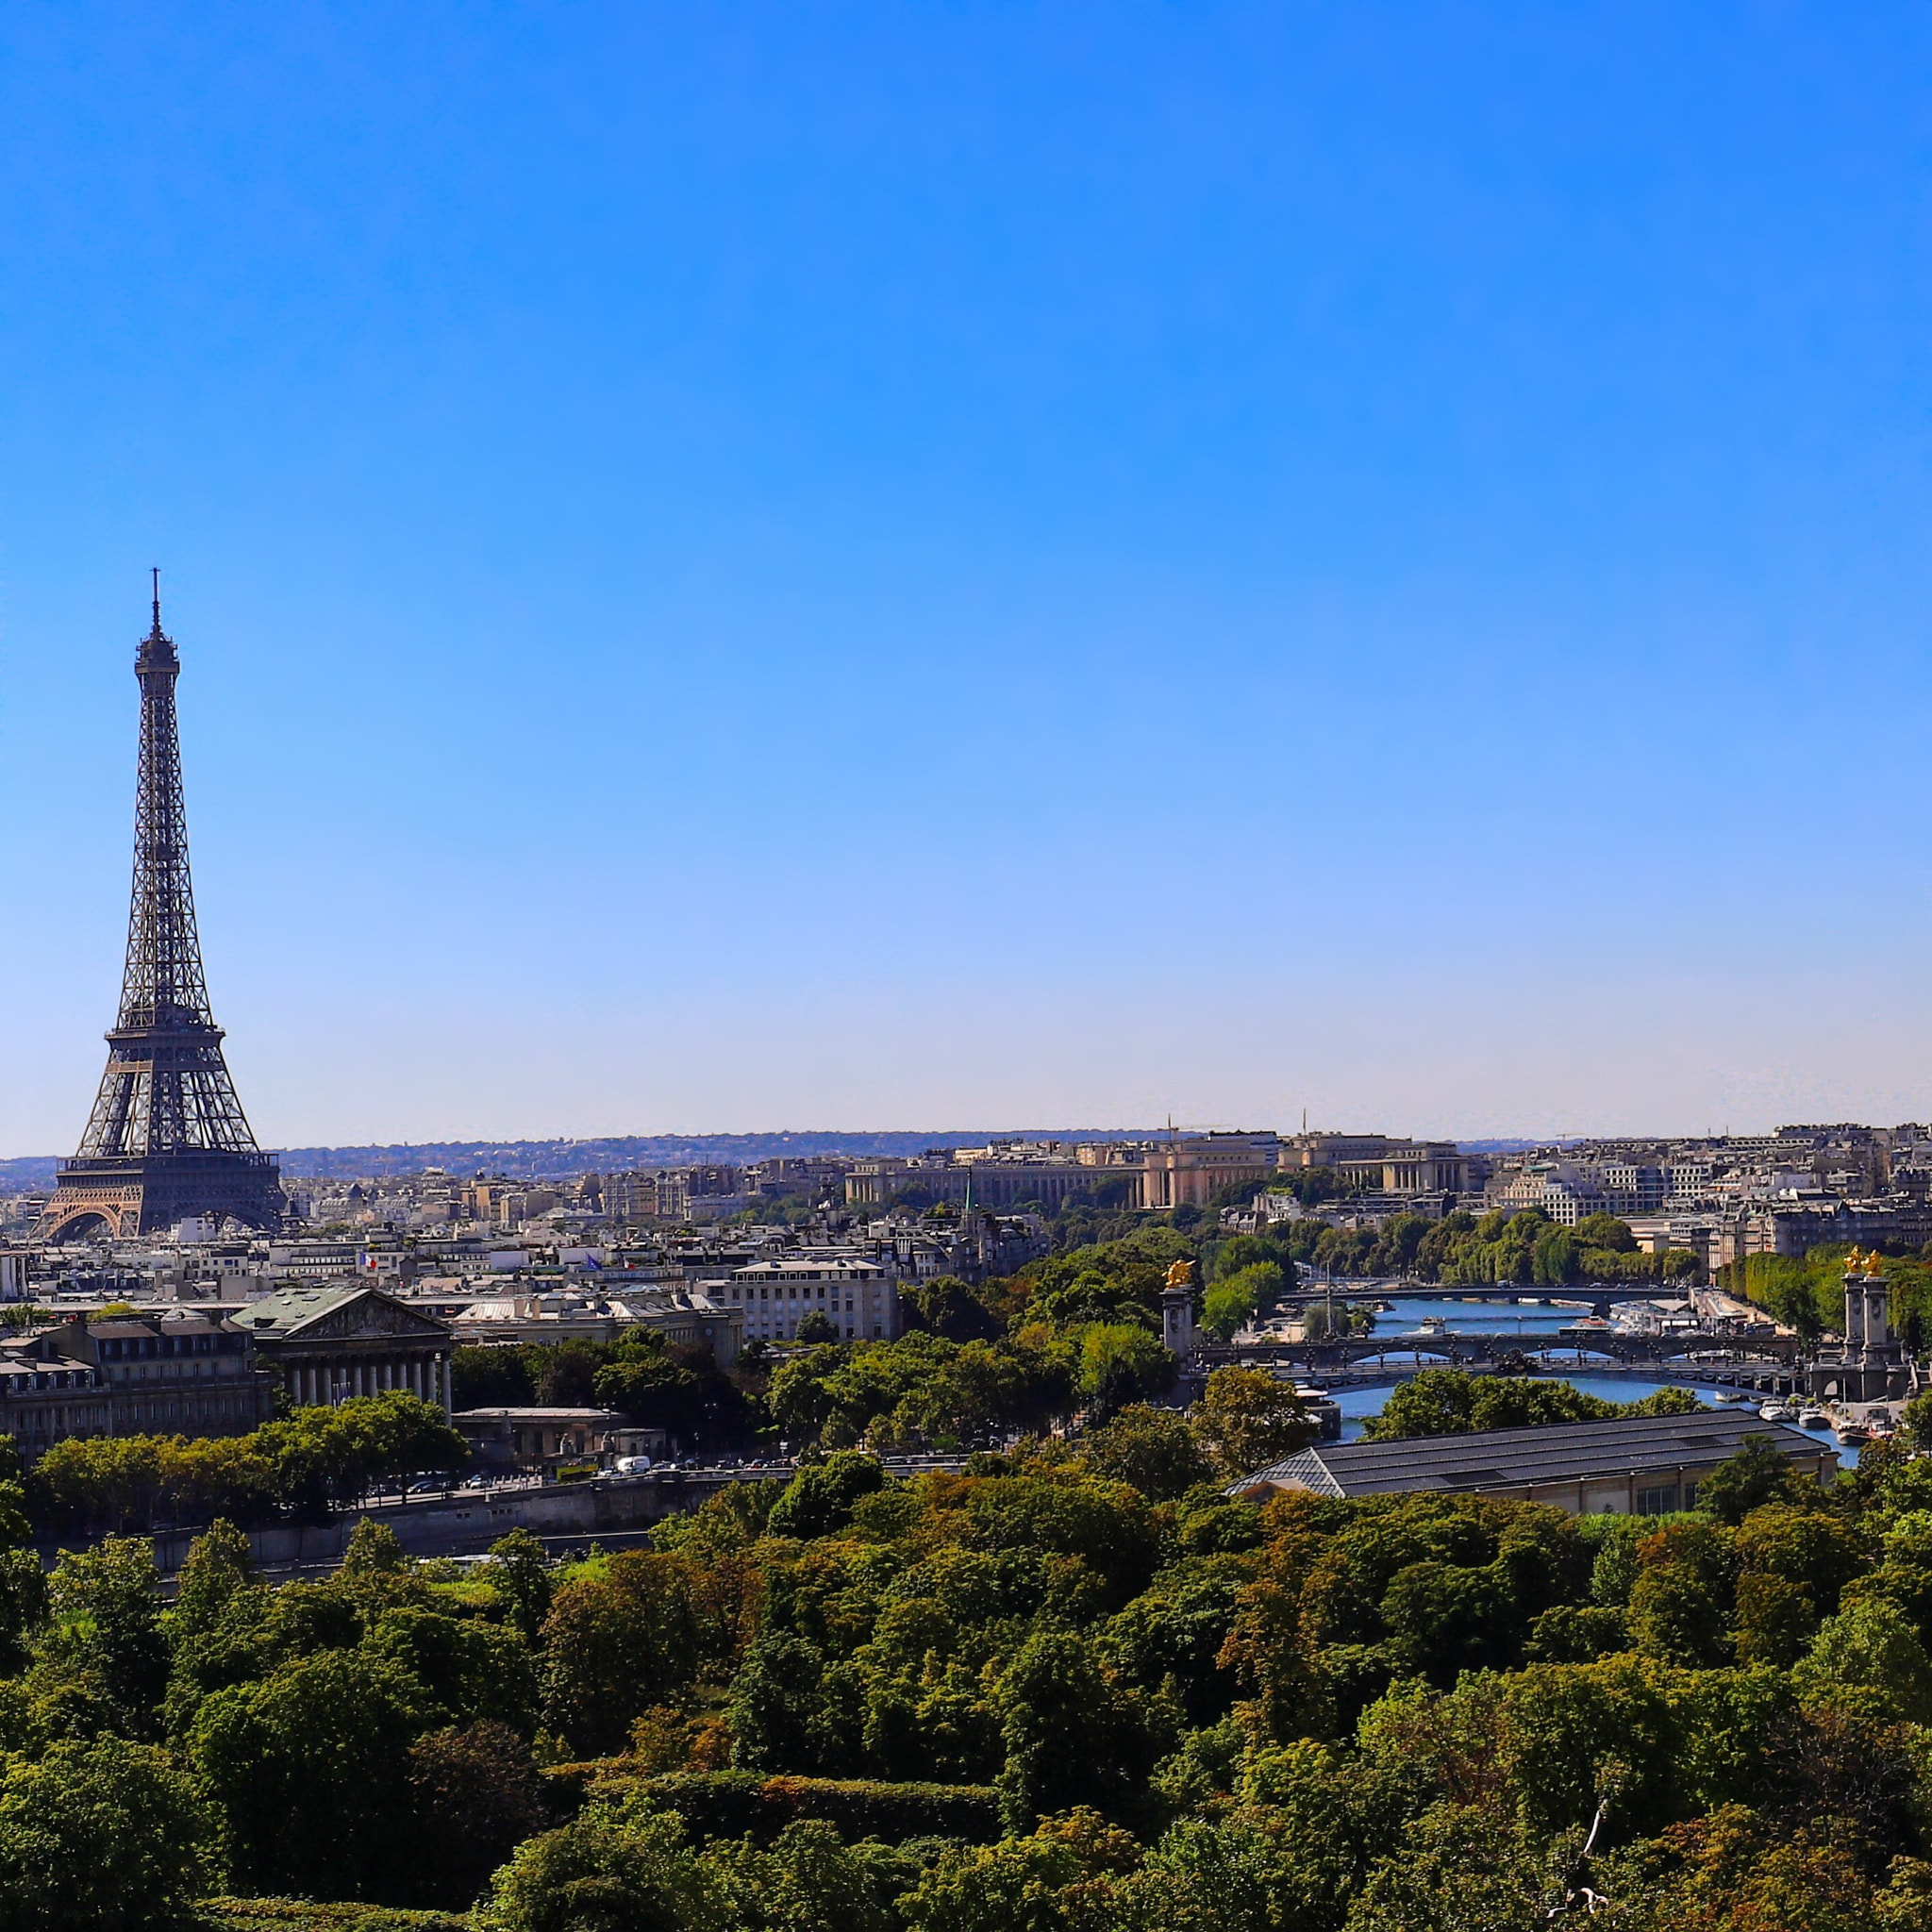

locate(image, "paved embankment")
[[57, 1457, 973, 1578]]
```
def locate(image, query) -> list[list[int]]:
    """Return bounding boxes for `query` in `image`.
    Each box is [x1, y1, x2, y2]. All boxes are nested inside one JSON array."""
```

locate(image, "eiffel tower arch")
[[38, 577, 284, 1242]]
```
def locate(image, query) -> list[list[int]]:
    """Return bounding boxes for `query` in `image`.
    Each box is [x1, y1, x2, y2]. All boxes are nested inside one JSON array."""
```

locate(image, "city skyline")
[[5, 7, 1932, 1154]]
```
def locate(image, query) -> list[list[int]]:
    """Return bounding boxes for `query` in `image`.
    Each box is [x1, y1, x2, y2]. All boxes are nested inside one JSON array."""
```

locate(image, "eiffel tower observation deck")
[[38, 577, 284, 1242]]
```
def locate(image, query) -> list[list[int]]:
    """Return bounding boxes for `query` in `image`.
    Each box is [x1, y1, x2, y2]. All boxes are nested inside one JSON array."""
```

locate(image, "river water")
[[1307, 1291, 1863, 1467]]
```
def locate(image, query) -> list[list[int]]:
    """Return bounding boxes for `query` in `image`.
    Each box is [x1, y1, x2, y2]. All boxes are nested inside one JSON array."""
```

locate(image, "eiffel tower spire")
[[38, 578, 283, 1242]]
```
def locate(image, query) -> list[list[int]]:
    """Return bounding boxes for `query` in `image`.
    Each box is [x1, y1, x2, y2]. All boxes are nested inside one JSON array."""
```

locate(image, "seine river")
[[1312, 1291, 1863, 1467]]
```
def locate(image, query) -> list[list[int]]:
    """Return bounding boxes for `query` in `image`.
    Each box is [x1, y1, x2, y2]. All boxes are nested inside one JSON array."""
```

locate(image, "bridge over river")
[[1277, 1279, 1697, 1312], [1196, 1332, 1808, 1395]]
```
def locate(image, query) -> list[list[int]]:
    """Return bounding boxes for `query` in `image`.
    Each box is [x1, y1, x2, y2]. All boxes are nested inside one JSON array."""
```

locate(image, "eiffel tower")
[[38, 576, 284, 1242]]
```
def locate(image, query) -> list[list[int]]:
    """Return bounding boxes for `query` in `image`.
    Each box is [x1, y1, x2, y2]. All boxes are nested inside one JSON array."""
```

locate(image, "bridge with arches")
[[1192, 1330, 1809, 1395]]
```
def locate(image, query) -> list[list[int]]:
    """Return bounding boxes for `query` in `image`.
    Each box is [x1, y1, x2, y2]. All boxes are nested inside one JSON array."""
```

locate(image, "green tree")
[[1381, 1559, 1518, 1683], [767, 1452, 886, 1540], [1082, 1404, 1214, 1501], [1194, 1365, 1313, 1475], [1201, 1261, 1286, 1341], [1573, 1213, 1639, 1254], [1627, 1559, 1730, 1667], [541, 1552, 733, 1757], [1698, 1435, 1809, 1525], [42, 1535, 170, 1731], [593, 1349, 707, 1441], [902, 1810, 1141, 1932], [531, 1340, 606, 1407], [994, 1628, 1158, 1828], [0, 1737, 221, 1932], [487, 1527, 555, 1647], [1340, 1799, 1549, 1932], [1794, 1598, 1932, 1724], [342, 1515, 412, 1575], [452, 1344, 535, 1409], [1074, 1324, 1176, 1422], [173, 1517, 256, 1640], [476, 1791, 723, 1932], [705, 1818, 906, 1932], [766, 1345, 851, 1443], [727, 1632, 837, 1774], [901, 1275, 1003, 1343], [1900, 1388, 1932, 1452], [256, 1392, 469, 1521], [364, 1605, 541, 1733], [408, 1720, 549, 1911], [189, 1649, 436, 1899], [0, 1549, 48, 1676], [1108, 1557, 1247, 1723]]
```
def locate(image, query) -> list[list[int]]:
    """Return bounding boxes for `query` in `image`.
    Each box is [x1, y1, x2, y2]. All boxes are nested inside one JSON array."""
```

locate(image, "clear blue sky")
[[3, 3, 1930, 1155]]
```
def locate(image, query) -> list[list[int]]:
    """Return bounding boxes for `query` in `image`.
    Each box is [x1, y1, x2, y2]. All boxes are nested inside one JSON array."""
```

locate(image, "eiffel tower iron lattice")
[[38, 576, 284, 1241]]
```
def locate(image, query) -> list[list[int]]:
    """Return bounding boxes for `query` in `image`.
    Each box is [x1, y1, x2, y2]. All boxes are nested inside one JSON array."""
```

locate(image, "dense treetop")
[[0, 1371, 1926, 1928], [11, 1210, 1932, 1927]]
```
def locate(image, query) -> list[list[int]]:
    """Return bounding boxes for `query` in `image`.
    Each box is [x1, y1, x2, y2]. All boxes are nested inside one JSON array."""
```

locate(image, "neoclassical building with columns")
[[234, 1284, 456, 1412]]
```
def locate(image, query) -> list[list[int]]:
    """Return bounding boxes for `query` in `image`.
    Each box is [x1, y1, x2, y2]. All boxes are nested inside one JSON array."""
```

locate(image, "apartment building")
[[723, 1257, 900, 1342]]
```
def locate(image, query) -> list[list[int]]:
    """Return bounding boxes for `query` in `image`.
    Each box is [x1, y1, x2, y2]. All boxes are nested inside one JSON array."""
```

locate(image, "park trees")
[[1194, 1365, 1313, 1474], [0, 1737, 219, 1932], [190, 1648, 437, 1898]]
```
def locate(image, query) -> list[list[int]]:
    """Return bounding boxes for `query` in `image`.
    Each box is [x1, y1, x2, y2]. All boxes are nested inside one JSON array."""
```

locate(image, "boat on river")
[[1713, 1391, 1747, 1405], [1759, 1402, 1797, 1423], [1799, 1408, 1830, 1429]]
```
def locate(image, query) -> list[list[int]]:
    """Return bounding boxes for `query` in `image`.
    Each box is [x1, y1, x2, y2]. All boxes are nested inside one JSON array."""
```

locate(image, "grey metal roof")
[[1233, 1409, 1832, 1499], [233, 1284, 366, 1334]]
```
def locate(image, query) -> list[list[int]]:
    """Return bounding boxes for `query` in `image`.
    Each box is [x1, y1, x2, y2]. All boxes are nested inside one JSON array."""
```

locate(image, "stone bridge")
[[1201, 1330, 1807, 1374], [1276, 1281, 1682, 1311]]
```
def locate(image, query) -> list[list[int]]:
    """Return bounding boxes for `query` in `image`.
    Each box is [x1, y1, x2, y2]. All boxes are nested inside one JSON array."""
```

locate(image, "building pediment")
[[248, 1287, 450, 1344], [303, 1296, 449, 1341]]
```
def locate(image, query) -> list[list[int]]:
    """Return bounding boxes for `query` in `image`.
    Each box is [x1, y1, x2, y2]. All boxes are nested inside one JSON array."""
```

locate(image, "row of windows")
[[1636, 1479, 1700, 1516], [99, 1334, 233, 1359], [729, 1285, 871, 1305], [108, 1360, 241, 1382], [751, 1323, 883, 1341], [9, 1392, 257, 1441], [736, 1268, 880, 1284]]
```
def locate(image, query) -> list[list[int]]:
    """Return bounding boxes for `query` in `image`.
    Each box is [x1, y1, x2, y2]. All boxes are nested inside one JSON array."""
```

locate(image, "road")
[[346, 1450, 974, 1511]]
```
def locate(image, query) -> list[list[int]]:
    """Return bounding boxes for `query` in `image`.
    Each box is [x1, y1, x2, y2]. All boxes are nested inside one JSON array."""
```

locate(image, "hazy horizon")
[[5, 5, 1930, 1158]]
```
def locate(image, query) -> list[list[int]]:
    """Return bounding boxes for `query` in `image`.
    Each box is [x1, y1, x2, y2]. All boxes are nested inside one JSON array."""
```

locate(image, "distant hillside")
[[270, 1129, 1163, 1181], [0, 1157, 59, 1191]]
